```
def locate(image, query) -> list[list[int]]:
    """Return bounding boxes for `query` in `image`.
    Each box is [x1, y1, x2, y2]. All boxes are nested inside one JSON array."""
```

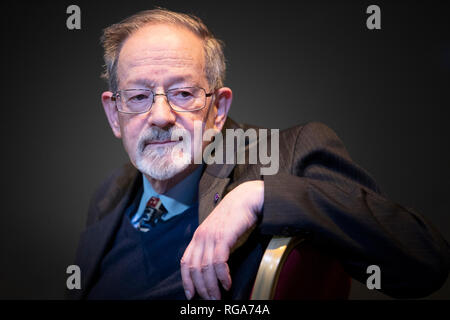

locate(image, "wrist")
[[241, 180, 264, 216]]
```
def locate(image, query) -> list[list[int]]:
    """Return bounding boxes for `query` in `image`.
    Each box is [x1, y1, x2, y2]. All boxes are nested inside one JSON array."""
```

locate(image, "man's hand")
[[180, 180, 264, 300]]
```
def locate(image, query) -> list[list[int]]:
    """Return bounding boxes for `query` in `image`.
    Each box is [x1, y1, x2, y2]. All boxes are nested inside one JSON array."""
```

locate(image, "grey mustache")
[[138, 127, 180, 151]]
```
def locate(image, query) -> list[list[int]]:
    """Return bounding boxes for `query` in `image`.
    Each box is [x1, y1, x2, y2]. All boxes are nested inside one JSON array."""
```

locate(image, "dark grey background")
[[1, 0, 449, 299]]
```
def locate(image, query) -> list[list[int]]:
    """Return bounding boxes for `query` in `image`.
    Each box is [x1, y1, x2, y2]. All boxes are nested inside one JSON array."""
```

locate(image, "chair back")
[[250, 237, 351, 299]]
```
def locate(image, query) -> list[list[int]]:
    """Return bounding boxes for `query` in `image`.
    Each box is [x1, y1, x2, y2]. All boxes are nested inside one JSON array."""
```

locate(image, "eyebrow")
[[124, 75, 197, 89]]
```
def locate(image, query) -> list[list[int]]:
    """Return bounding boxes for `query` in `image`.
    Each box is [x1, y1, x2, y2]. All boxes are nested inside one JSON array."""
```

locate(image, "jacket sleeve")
[[259, 121, 450, 298]]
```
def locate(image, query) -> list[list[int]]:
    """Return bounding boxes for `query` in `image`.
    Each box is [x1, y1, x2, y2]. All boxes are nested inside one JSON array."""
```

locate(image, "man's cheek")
[[121, 131, 140, 161]]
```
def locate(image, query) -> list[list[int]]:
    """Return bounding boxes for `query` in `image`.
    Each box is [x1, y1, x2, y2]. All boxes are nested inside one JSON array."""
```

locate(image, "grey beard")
[[134, 126, 190, 180]]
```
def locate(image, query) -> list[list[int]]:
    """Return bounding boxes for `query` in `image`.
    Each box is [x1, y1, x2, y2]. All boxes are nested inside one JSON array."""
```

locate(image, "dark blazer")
[[69, 117, 450, 299]]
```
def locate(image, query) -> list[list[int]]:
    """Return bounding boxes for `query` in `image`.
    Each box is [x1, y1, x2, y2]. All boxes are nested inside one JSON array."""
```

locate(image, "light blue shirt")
[[130, 165, 204, 228]]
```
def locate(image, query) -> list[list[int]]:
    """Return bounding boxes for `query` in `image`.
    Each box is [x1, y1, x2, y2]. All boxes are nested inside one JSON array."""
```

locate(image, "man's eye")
[[130, 94, 149, 102], [174, 90, 193, 98]]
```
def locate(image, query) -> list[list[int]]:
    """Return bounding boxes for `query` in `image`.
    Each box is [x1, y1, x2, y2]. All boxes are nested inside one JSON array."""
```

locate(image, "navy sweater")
[[88, 190, 199, 300]]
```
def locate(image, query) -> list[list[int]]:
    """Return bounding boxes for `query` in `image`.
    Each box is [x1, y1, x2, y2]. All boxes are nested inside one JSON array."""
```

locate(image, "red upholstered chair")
[[250, 237, 351, 299]]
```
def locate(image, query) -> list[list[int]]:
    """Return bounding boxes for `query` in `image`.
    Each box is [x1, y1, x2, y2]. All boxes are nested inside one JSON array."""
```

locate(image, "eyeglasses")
[[112, 86, 214, 114]]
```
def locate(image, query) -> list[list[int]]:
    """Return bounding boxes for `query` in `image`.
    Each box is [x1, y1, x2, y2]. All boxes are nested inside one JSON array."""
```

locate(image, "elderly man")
[[70, 8, 449, 300]]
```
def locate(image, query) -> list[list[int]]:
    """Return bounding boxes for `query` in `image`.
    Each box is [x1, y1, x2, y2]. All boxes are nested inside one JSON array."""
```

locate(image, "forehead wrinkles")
[[118, 47, 205, 85], [126, 47, 197, 66]]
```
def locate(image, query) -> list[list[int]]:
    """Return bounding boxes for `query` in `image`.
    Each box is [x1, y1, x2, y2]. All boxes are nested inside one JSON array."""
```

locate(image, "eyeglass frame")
[[111, 86, 215, 114]]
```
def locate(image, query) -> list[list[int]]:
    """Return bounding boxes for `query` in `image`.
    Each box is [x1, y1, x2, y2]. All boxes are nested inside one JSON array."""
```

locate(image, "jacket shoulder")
[[280, 121, 336, 139]]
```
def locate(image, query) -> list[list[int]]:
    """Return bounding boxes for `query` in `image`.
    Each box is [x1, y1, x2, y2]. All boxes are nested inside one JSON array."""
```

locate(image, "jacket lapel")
[[198, 167, 233, 224], [198, 117, 241, 224]]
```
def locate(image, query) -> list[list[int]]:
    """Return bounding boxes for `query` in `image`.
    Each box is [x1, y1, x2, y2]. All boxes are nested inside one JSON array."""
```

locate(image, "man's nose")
[[148, 93, 176, 127]]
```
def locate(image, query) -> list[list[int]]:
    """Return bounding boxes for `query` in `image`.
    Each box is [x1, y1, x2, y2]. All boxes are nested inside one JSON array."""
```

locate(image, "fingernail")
[[185, 290, 192, 300]]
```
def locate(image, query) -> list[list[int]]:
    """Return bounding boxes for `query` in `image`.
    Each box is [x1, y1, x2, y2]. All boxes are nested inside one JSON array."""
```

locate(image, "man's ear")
[[102, 91, 122, 139], [213, 87, 232, 132]]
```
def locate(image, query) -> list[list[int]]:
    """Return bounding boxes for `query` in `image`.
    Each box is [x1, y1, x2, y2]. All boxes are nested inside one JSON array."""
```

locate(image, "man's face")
[[102, 23, 231, 181]]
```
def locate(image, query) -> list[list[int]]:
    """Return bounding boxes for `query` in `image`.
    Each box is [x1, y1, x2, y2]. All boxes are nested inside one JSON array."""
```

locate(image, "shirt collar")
[[141, 164, 204, 217]]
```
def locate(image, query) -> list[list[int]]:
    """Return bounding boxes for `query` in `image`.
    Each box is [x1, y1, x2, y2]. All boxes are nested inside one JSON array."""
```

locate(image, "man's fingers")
[[181, 216, 240, 300], [214, 242, 232, 291], [191, 267, 210, 299], [182, 241, 234, 299], [188, 237, 211, 300], [201, 242, 221, 300], [180, 247, 195, 300], [214, 261, 231, 291]]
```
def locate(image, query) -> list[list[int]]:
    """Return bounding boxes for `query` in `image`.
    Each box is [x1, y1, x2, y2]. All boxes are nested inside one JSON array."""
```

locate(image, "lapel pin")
[[214, 193, 220, 204]]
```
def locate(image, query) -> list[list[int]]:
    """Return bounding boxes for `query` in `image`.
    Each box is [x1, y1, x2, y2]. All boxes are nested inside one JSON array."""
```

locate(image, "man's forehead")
[[122, 48, 197, 68], [118, 49, 204, 88], [117, 24, 206, 85], [120, 23, 204, 61]]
